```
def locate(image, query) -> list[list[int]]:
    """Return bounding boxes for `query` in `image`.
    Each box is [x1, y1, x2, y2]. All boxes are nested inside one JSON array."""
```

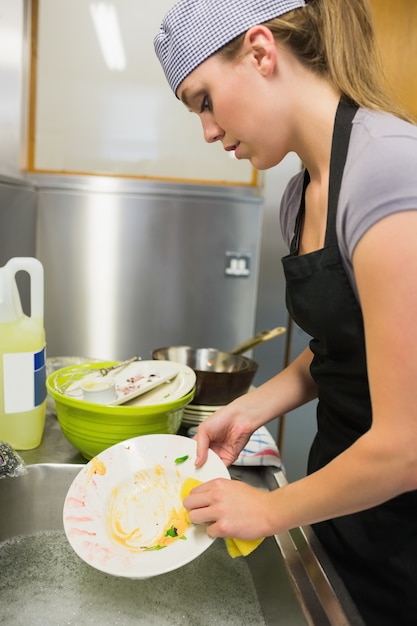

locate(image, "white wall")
[[0, 0, 26, 178], [34, 0, 253, 183]]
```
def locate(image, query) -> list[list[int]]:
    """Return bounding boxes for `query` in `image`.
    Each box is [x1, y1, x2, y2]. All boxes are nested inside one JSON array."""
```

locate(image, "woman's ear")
[[244, 25, 277, 77]]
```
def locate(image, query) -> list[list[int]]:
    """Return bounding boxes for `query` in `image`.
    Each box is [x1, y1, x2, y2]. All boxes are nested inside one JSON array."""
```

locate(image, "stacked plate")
[[182, 385, 256, 428], [182, 402, 224, 428], [58, 360, 195, 406]]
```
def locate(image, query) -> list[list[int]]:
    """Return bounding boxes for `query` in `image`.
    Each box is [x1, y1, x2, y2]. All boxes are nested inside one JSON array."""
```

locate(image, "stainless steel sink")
[[0, 460, 364, 625]]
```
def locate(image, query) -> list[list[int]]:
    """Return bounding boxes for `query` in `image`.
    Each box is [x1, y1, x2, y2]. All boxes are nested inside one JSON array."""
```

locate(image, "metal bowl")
[[152, 346, 258, 406]]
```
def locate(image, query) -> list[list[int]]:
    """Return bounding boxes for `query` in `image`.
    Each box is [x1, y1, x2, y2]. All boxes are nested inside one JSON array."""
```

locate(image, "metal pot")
[[152, 346, 258, 406], [151, 326, 285, 406]]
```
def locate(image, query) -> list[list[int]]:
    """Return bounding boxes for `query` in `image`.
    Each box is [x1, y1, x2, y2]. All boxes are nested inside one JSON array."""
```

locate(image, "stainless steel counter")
[[18, 412, 86, 466], [13, 413, 364, 626]]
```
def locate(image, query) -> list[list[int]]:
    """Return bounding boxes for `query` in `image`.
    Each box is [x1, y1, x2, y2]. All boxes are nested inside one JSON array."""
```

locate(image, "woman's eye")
[[200, 95, 210, 113]]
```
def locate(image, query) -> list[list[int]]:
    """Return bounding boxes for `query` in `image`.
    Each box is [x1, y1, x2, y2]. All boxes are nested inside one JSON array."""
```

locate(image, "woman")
[[154, 1, 417, 623]]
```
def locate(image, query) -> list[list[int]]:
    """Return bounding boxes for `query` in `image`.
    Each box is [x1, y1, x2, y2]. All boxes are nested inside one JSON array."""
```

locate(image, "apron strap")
[[325, 100, 359, 246], [290, 170, 310, 254], [289, 99, 358, 253]]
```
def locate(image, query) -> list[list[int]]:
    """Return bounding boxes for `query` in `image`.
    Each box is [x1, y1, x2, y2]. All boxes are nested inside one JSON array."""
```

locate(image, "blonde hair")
[[219, 0, 414, 123]]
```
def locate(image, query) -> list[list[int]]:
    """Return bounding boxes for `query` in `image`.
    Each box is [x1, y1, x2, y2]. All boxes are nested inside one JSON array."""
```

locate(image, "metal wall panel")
[[0, 176, 37, 314], [35, 175, 263, 361]]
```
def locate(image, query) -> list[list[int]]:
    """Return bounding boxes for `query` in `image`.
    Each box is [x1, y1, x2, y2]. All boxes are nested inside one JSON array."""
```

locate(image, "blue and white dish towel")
[[234, 426, 284, 469], [186, 424, 284, 471]]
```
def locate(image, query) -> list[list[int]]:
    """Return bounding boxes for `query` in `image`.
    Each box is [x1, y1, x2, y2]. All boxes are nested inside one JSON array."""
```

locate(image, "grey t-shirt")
[[280, 108, 417, 299]]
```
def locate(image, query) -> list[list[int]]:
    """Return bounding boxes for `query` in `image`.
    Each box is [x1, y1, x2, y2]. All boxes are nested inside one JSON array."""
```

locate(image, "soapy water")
[[0, 531, 266, 626]]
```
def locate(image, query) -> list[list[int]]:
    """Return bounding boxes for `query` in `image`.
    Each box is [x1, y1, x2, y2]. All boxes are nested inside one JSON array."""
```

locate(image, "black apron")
[[282, 101, 417, 626]]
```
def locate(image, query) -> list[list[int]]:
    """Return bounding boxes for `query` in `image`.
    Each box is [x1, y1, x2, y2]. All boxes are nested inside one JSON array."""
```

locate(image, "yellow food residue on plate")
[[153, 507, 190, 548], [105, 464, 191, 552], [85, 456, 107, 483], [91, 457, 107, 475]]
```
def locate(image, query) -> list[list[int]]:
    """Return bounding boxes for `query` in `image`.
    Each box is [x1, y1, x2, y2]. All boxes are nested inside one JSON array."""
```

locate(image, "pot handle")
[[230, 326, 286, 355]]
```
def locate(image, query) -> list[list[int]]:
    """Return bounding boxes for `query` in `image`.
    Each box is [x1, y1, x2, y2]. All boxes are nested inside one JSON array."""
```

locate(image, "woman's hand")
[[183, 478, 273, 540], [195, 404, 253, 467]]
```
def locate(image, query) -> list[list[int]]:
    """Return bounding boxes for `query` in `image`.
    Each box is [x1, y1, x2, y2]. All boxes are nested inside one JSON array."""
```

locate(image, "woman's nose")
[[201, 118, 224, 143]]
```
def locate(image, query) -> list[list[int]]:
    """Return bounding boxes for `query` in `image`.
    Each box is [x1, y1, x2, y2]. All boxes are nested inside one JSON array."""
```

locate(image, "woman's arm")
[[195, 344, 318, 466]]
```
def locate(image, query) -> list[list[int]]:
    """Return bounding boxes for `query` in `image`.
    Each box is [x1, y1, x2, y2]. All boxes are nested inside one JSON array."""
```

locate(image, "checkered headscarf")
[[154, 0, 306, 96]]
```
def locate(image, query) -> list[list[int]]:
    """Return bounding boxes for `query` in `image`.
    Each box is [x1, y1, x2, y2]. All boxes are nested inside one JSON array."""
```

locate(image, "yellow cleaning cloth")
[[181, 478, 265, 558], [224, 536, 265, 558]]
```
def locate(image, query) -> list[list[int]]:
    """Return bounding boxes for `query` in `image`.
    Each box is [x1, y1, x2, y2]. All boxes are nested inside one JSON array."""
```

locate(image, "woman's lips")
[[225, 142, 241, 159]]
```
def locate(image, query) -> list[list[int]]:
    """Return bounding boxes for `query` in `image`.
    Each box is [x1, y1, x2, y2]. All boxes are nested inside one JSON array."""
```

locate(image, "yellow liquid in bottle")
[[0, 317, 46, 449]]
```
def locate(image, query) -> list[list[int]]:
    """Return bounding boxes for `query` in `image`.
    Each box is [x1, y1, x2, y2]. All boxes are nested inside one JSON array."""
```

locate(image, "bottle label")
[[2, 347, 46, 413]]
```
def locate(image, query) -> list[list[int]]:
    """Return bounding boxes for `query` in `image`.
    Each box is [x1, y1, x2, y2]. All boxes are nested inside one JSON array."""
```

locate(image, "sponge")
[[181, 477, 202, 524], [181, 477, 265, 558]]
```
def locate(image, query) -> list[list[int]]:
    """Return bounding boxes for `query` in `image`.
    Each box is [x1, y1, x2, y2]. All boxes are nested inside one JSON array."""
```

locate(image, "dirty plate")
[[63, 434, 230, 578], [125, 363, 196, 406], [62, 361, 186, 406]]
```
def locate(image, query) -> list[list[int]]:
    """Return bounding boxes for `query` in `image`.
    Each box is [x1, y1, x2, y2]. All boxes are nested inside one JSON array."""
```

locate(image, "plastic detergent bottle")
[[0, 257, 46, 449]]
